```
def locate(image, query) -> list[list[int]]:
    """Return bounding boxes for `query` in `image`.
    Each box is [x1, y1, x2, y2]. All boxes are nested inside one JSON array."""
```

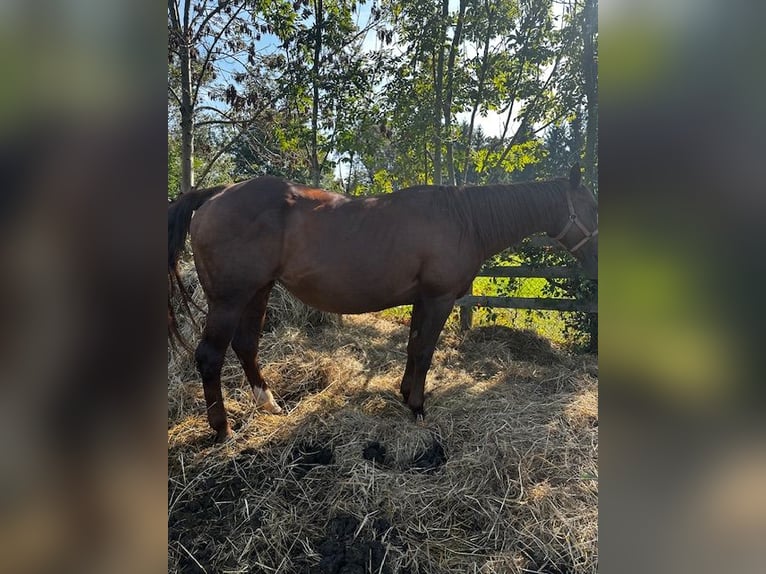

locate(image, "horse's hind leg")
[[231, 282, 282, 414], [195, 302, 243, 442]]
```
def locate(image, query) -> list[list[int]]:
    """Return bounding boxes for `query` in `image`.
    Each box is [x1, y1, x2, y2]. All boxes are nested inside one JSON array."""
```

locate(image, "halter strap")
[[554, 188, 598, 253]]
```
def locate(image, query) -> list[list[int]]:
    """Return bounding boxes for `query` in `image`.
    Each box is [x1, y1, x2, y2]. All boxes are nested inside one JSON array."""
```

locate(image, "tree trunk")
[[463, 0, 493, 185], [345, 151, 355, 193], [176, 1, 194, 193], [170, 0, 238, 194], [572, 113, 584, 165], [432, 0, 449, 185], [180, 54, 194, 193], [423, 139, 429, 185], [443, 0, 466, 186], [310, 0, 324, 187], [583, 0, 598, 193]]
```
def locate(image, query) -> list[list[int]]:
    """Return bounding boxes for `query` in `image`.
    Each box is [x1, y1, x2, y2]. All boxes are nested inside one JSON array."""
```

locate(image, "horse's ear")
[[569, 163, 581, 188]]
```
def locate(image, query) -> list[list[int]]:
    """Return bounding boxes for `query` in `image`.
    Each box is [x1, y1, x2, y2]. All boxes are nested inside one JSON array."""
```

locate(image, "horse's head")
[[551, 164, 598, 279]]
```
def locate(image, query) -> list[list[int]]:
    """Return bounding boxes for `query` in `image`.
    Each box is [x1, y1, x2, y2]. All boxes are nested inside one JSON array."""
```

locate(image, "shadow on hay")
[[168, 305, 595, 574], [458, 325, 563, 366]]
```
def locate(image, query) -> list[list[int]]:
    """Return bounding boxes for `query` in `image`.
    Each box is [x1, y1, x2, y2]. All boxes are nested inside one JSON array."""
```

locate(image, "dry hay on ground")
[[168, 268, 598, 574]]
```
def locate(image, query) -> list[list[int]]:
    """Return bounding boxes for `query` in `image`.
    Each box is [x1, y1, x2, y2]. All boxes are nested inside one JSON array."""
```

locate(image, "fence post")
[[459, 282, 473, 331]]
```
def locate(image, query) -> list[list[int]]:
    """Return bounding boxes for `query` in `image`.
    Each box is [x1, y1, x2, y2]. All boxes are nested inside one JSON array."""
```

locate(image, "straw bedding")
[[168, 264, 598, 573]]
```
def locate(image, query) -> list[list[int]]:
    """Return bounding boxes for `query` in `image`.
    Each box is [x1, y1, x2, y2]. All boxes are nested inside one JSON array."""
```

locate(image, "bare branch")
[[195, 118, 252, 127], [196, 104, 234, 117], [195, 94, 279, 185], [191, 1, 232, 45], [491, 45, 566, 177], [168, 85, 182, 107], [195, 131, 245, 187], [191, 3, 247, 106], [319, 120, 340, 173]]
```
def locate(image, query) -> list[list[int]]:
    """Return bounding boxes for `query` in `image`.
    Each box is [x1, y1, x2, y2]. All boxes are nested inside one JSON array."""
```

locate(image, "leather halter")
[[553, 188, 598, 253]]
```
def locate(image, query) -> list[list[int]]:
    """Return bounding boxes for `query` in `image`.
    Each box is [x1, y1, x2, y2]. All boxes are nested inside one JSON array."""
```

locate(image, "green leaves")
[[471, 140, 542, 176], [169, 0, 597, 195]]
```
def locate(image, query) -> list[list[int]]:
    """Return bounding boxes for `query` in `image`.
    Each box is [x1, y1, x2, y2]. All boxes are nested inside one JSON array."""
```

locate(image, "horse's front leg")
[[400, 355, 415, 402], [400, 300, 424, 402], [402, 296, 454, 419]]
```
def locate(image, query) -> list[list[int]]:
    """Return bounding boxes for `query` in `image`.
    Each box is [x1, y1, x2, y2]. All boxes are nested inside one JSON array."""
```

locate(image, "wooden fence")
[[456, 265, 598, 330]]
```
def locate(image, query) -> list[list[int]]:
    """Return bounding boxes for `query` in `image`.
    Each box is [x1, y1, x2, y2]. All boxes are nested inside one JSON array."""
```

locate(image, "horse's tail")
[[168, 185, 226, 351]]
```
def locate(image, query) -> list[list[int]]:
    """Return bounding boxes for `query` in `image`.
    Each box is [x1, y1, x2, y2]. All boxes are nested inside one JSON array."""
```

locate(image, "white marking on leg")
[[253, 387, 282, 414]]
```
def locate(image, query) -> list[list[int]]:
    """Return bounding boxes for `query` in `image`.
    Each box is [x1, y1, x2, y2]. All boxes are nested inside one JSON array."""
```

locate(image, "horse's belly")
[[278, 272, 418, 314]]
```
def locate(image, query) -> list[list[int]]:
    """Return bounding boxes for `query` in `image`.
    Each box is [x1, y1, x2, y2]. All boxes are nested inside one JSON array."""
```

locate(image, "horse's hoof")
[[264, 402, 283, 415], [254, 388, 283, 414], [411, 409, 426, 426], [214, 426, 234, 444]]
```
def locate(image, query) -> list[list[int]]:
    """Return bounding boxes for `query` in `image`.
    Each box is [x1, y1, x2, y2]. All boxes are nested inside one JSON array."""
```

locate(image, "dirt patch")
[[362, 441, 387, 464], [168, 472, 247, 573], [315, 513, 389, 574], [409, 436, 447, 473], [290, 441, 334, 479]]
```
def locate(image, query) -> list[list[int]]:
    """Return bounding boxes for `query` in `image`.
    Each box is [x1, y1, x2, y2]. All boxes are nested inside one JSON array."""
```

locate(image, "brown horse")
[[168, 165, 597, 442]]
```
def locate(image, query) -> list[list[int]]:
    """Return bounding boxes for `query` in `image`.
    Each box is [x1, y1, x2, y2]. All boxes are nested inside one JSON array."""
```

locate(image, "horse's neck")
[[464, 181, 565, 260]]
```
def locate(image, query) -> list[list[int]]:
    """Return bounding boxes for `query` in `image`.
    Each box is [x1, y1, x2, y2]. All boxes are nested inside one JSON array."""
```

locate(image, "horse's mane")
[[441, 178, 568, 254]]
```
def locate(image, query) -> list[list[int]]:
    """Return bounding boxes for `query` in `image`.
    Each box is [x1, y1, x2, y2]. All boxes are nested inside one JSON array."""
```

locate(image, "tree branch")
[[195, 128, 248, 187], [194, 118, 247, 127], [195, 96, 278, 185], [195, 95, 276, 127], [191, 3, 247, 106], [168, 85, 182, 107], [168, 0, 181, 32], [492, 47, 565, 175], [191, 1, 231, 44]]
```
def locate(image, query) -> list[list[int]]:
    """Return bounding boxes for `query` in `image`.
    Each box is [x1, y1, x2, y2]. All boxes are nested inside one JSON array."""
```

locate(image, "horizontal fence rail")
[[471, 265, 586, 279], [456, 265, 598, 330]]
